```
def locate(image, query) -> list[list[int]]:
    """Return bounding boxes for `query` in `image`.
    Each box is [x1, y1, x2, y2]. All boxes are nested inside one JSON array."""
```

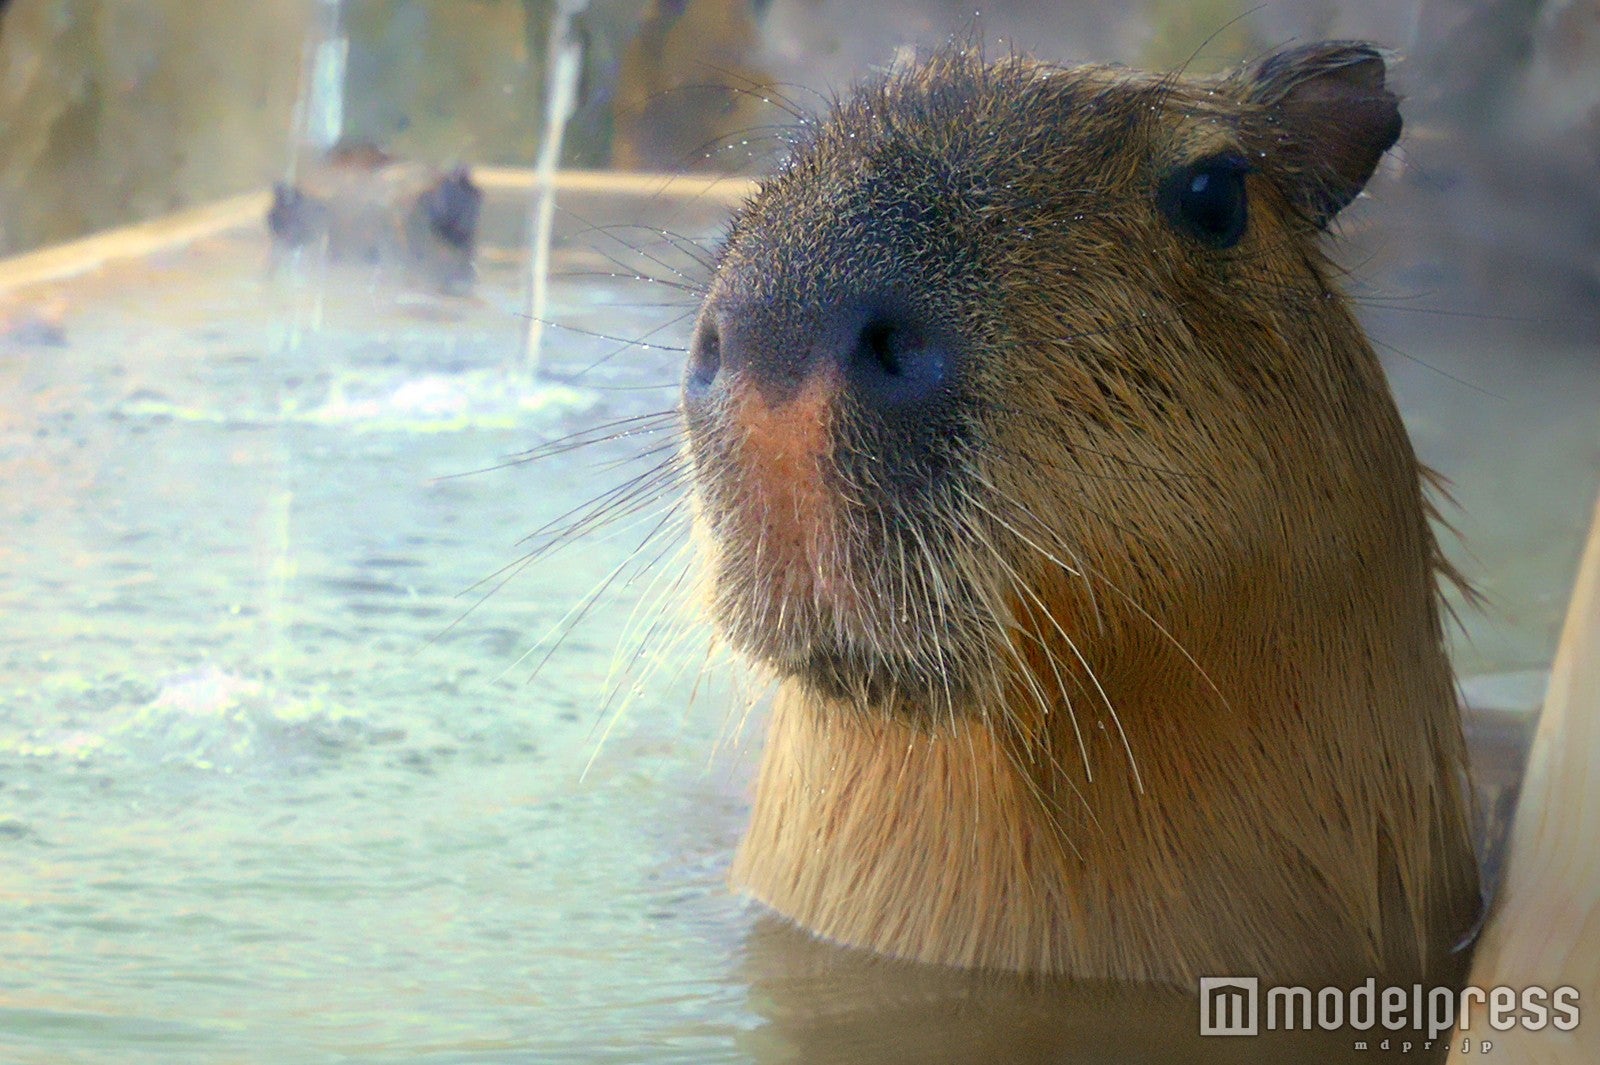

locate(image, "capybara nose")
[[685, 295, 955, 414]]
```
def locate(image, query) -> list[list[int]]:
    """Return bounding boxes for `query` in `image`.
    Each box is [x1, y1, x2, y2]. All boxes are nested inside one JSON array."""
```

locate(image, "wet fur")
[[687, 45, 1481, 983]]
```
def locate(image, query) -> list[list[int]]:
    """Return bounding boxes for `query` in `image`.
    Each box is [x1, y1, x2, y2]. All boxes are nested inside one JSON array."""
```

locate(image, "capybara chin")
[[680, 41, 1482, 985]]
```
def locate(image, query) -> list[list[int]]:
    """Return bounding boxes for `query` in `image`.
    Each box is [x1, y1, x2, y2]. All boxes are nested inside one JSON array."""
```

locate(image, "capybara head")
[[681, 43, 1422, 722]]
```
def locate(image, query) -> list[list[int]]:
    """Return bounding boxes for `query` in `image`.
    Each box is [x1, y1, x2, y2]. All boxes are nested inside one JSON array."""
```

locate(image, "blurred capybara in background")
[[267, 143, 483, 294]]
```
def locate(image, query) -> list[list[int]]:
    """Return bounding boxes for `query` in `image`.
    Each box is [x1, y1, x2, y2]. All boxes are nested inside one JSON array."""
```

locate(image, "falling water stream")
[[521, 0, 589, 377], [298, 0, 350, 161]]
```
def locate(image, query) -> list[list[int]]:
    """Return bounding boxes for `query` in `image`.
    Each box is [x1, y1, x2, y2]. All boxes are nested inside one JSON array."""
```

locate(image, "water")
[[0, 198, 761, 1064], [0, 179, 1593, 1063], [521, 0, 589, 377]]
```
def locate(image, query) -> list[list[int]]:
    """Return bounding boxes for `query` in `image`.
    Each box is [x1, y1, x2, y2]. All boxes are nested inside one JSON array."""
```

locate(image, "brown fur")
[[685, 44, 1482, 984]]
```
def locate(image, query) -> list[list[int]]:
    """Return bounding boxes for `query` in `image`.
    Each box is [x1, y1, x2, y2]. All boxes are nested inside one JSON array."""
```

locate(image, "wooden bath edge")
[[1449, 491, 1600, 1062]]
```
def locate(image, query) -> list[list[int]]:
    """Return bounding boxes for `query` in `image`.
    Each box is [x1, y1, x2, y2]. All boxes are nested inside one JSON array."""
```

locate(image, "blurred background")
[[0, 3, 1594, 1063], [0, 0, 1596, 331]]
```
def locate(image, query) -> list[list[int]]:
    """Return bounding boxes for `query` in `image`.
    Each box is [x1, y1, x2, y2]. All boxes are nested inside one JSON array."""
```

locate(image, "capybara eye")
[[1159, 153, 1251, 249]]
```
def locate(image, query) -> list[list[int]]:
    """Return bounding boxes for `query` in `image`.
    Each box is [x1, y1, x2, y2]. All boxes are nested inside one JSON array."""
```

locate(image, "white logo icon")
[[1200, 976, 1259, 1036]]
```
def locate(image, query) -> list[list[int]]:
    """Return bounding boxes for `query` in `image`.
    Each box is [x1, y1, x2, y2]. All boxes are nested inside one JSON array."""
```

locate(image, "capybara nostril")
[[841, 302, 951, 410], [683, 295, 954, 418], [684, 316, 723, 401]]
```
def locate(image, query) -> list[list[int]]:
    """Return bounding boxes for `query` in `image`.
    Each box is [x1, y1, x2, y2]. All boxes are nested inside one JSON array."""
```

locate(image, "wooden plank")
[[475, 167, 757, 202], [1449, 493, 1600, 1062]]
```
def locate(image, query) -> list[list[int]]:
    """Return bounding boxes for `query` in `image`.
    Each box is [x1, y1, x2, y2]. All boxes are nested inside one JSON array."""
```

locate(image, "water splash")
[[1, 668, 390, 773], [114, 370, 597, 432]]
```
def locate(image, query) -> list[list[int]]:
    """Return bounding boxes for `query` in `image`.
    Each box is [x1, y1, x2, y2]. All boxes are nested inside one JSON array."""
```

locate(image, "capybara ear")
[[1242, 41, 1402, 227], [267, 182, 327, 246], [422, 167, 483, 250]]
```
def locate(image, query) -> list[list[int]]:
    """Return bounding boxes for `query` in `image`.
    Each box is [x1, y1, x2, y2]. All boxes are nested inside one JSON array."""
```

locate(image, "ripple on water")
[[0, 816, 37, 842], [0, 1006, 229, 1055]]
